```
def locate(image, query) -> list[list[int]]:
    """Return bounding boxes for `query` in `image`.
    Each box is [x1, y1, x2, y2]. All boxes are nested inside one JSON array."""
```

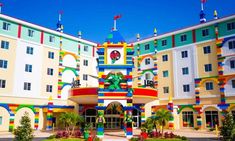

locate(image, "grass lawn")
[[146, 138, 186, 141], [43, 138, 85, 141]]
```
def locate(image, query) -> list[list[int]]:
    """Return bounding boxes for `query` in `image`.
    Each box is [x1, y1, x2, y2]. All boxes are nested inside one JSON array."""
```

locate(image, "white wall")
[[140, 57, 154, 70], [221, 38, 235, 56], [223, 57, 235, 75], [13, 40, 42, 98], [225, 78, 235, 96], [173, 45, 195, 99]]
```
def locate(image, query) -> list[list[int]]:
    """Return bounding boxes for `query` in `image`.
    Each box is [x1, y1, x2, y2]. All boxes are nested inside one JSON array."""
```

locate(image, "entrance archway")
[[104, 102, 123, 129]]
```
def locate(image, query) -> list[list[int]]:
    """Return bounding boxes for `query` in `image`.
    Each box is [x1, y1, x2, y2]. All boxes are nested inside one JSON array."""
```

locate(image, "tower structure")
[[96, 16, 135, 138]]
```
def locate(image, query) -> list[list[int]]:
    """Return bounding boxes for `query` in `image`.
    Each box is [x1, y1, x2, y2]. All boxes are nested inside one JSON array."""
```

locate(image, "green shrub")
[[220, 112, 235, 141], [13, 112, 34, 141], [181, 136, 187, 140], [47, 134, 56, 139], [194, 127, 199, 130]]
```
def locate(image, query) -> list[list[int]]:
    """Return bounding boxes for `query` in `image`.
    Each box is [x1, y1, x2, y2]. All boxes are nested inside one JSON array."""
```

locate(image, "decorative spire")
[[113, 15, 121, 31], [154, 28, 157, 37], [0, 3, 3, 14], [199, 0, 207, 23], [48, 95, 53, 106], [56, 11, 64, 32], [214, 10, 218, 20], [136, 33, 140, 41], [78, 31, 82, 39]]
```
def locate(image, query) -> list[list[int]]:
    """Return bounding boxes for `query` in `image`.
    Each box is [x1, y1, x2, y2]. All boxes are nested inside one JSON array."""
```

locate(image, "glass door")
[[133, 116, 139, 129]]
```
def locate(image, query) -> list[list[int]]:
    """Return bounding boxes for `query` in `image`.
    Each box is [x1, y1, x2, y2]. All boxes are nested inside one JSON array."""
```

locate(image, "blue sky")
[[1, 0, 235, 43]]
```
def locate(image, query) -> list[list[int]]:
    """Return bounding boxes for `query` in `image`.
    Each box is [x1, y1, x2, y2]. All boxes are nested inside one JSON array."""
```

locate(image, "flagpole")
[[201, 2, 204, 11], [114, 19, 116, 31]]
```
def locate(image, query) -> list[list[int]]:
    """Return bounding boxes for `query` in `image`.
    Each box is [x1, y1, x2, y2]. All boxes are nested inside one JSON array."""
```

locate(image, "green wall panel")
[[195, 25, 215, 42], [43, 32, 60, 49], [21, 25, 40, 43], [157, 36, 172, 51], [139, 41, 155, 55], [175, 31, 193, 47], [218, 19, 235, 37], [0, 18, 18, 37]]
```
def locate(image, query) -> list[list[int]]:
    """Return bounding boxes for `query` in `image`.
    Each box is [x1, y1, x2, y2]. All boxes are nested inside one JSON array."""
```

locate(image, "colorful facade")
[[0, 8, 235, 139]]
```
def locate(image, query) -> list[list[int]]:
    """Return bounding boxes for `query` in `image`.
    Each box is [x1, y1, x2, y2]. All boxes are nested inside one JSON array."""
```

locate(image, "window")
[[1, 41, 9, 49], [46, 85, 53, 92], [0, 60, 8, 69], [145, 73, 150, 80], [181, 50, 188, 58], [162, 40, 167, 46], [227, 22, 235, 31], [162, 55, 168, 62], [163, 87, 169, 94], [2, 22, 11, 31], [83, 59, 88, 66], [83, 74, 88, 81], [204, 64, 212, 72], [49, 35, 55, 42], [26, 46, 33, 55], [202, 29, 209, 37], [0, 79, 6, 88], [180, 34, 187, 42], [206, 82, 214, 90], [25, 64, 32, 72], [228, 41, 235, 49], [28, 29, 34, 37], [48, 51, 54, 59], [183, 84, 190, 92], [23, 82, 31, 91], [232, 80, 235, 88], [0, 116, 2, 125], [163, 70, 169, 77], [203, 46, 211, 54], [182, 111, 194, 127], [205, 111, 219, 128], [145, 58, 150, 65], [182, 67, 189, 75], [144, 44, 150, 50], [230, 60, 235, 69], [47, 68, 54, 76], [84, 46, 88, 52]]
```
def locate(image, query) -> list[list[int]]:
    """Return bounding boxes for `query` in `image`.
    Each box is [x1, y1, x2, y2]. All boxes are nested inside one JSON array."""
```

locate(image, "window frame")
[[84, 46, 88, 52], [180, 34, 187, 42], [205, 82, 214, 90], [23, 82, 31, 91], [182, 67, 189, 75], [203, 46, 211, 54], [26, 46, 34, 55], [46, 85, 53, 92], [144, 44, 150, 50], [204, 64, 212, 72], [49, 35, 55, 43], [0, 59, 8, 69], [183, 84, 190, 92], [83, 74, 88, 81], [228, 40, 235, 49], [83, 59, 88, 66], [1, 40, 9, 49], [145, 58, 151, 65], [28, 29, 34, 37], [47, 68, 54, 76], [163, 86, 169, 94], [2, 22, 11, 31], [181, 50, 188, 58], [227, 22, 235, 31], [163, 70, 169, 77], [48, 51, 54, 59], [162, 55, 168, 62], [0, 79, 6, 88], [232, 80, 235, 88], [202, 28, 209, 37], [25, 64, 32, 72]]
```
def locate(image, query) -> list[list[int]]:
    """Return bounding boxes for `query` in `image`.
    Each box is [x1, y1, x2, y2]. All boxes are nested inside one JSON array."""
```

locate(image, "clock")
[[110, 50, 121, 64]]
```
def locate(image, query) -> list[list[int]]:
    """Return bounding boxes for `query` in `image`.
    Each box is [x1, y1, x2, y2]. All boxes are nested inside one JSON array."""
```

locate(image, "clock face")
[[110, 50, 121, 64]]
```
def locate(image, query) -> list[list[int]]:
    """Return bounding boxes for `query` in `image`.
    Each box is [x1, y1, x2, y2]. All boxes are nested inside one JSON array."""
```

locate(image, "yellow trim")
[[124, 44, 127, 64]]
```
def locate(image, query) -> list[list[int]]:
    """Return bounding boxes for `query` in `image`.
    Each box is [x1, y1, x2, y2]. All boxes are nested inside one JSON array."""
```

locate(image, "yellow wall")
[[157, 50, 174, 99], [41, 46, 59, 98], [0, 36, 17, 95], [199, 79, 220, 97], [196, 41, 218, 77]]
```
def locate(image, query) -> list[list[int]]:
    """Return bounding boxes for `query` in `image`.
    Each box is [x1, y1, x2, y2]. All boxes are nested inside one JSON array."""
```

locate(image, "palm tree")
[[59, 112, 84, 136], [155, 108, 172, 138]]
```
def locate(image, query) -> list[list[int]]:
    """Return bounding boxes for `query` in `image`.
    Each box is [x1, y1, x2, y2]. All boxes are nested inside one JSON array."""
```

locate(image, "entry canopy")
[[69, 87, 158, 104]]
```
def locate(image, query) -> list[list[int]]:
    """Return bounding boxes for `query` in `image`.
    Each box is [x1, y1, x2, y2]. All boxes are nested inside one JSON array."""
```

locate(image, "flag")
[[201, 0, 207, 3], [0, 3, 3, 6], [114, 15, 121, 20]]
